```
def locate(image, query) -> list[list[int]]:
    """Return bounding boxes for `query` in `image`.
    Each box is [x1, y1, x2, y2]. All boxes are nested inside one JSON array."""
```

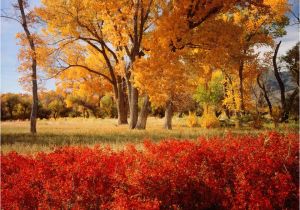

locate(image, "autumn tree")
[[33, 0, 288, 130], [56, 66, 112, 118], [224, 2, 288, 113], [16, 94, 32, 120], [132, 0, 286, 129], [134, 45, 197, 129], [37, 0, 158, 129], [1, 93, 32, 120], [1, 0, 43, 133], [1, 94, 21, 120]]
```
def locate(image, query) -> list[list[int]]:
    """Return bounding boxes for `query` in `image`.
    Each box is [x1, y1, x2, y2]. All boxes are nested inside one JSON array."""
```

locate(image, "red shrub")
[[1, 132, 299, 209]]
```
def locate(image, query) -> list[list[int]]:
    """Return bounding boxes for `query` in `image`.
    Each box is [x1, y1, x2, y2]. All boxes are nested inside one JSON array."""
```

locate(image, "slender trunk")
[[116, 77, 128, 124], [257, 75, 273, 115], [164, 101, 173, 130], [18, 0, 38, 134], [9, 107, 14, 119], [264, 91, 273, 115], [238, 60, 245, 112], [136, 95, 150, 129], [30, 61, 38, 133], [273, 41, 287, 121], [129, 86, 139, 129]]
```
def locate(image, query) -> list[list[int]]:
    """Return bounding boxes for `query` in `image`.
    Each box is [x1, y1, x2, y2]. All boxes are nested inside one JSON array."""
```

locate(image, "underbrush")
[[1, 132, 299, 209]]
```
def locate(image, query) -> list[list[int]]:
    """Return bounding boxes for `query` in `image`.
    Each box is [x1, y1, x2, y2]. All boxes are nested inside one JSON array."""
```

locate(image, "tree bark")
[[136, 95, 150, 129], [18, 0, 38, 134], [257, 74, 273, 115], [30, 62, 38, 133], [116, 77, 128, 124], [164, 101, 173, 130], [238, 60, 245, 112], [124, 68, 138, 129], [273, 41, 287, 121], [129, 86, 139, 129]]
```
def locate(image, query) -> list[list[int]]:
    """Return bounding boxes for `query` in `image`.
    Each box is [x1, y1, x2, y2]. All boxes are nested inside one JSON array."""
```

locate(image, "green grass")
[[1, 117, 298, 154]]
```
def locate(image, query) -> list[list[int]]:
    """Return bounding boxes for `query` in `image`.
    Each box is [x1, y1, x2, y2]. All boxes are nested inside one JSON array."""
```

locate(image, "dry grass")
[[1, 117, 298, 154]]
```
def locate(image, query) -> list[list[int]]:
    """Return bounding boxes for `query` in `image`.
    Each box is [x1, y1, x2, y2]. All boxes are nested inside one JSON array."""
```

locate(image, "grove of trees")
[[1, 0, 299, 132]]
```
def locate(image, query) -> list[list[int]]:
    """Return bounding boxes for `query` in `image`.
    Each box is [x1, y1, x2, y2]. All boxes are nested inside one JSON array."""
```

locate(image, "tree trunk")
[[238, 60, 245, 112], [164, 101, 173, 130], [30, 64, 38, 133], [124, 74, 138, 129], [129, 86, 139, 129], [116, 78, 128, 124], [257, 74, 273, 115], [136, 95, 150, 129], [273, 41, 287, 121], [18, 0, 38, 134]]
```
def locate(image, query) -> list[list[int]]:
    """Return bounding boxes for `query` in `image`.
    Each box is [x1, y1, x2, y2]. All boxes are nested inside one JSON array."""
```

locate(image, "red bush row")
[[1, 132, 299, 209]]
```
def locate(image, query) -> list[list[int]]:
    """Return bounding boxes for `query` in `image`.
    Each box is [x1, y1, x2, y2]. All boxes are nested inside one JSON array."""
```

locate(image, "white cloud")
[[277, 25, 299, 56]]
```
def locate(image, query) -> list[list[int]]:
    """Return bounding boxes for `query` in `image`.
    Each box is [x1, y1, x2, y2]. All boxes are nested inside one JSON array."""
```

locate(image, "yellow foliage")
[[186, 112, 198, 128], [34, 0, 288, 116], [223, 77, 241, 112], [199, 105, 220, 129]]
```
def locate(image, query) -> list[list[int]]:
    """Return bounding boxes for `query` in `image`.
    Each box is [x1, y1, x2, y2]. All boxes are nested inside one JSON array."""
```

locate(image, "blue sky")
[[1, 0, 299, 93]]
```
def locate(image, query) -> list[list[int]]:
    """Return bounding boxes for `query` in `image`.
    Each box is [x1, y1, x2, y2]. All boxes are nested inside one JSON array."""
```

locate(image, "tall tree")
[[280, 42, 299, 120], [228, 2, 288, 113], [37, 0, 157, 128], [1, 0, 41, 133], [272, 41, 288, 121]]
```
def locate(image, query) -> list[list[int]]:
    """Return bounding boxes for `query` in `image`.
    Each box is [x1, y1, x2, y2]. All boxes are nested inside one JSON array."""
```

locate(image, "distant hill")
[[266, 71, 297, 92], [265, 70, 298, 103]]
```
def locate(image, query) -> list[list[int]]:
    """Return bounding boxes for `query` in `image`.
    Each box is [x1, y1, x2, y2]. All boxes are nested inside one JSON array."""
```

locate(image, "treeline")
[[1, 91, 171, 121], [1, 92, 114, 121]]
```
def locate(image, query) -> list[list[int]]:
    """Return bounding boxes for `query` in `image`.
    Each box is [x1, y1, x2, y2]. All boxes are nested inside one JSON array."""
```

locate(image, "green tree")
[[1, 94, 21, 120], [194, 71, 224, 107]]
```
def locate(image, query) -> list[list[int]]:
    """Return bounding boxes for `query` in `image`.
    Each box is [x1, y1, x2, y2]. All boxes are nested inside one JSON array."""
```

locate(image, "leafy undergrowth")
[[1, 132, 299, 209]]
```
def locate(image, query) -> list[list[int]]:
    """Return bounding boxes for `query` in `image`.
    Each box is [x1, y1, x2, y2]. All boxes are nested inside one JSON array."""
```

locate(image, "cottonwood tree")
[[37, 0, 157, 129], [35, 0, 287, 130], [221, 1, 288, 113], [56, 66, 112, 118], [1, 0, 43, 133], [133, 0, 286, 129]]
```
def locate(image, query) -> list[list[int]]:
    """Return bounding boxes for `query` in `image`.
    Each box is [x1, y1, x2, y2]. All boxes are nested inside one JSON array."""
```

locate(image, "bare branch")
[[0, 15, 22, 24]]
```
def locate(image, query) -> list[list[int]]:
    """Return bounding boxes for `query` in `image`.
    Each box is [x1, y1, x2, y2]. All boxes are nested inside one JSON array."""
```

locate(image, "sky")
[[0, 0, 299, 94]]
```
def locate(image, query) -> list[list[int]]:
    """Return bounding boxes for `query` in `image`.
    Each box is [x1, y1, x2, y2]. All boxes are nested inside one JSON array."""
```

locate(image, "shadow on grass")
[[1, 133, 146, 146], [0, 129, 265, 147]]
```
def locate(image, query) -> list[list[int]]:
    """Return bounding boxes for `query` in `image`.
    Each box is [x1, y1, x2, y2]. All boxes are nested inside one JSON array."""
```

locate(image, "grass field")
[[1, 117, 299, 154]]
